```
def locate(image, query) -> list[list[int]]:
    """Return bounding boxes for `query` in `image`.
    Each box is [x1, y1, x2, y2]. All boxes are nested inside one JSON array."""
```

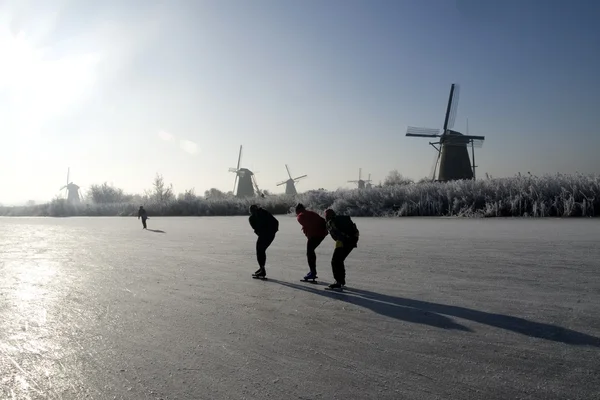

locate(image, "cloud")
[[180, 139, 199, 155], [157, 129, 199, 155], [158, 130, 174, 141]]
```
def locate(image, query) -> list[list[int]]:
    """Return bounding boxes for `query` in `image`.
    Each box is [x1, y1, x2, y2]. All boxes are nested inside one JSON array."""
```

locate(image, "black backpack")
[[335, 215, 359, 240]]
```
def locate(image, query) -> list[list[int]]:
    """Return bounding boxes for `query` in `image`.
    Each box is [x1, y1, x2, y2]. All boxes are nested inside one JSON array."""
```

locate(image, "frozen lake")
[[1, 216, 599, 399]]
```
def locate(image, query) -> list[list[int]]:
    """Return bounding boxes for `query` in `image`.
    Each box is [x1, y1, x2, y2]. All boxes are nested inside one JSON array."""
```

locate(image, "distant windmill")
[[228, 145, 261, 197], [60, 167, 82, 204], [348, 168, 372, 189], [405, 83, 485, 181], [276, 164, 307, 195]]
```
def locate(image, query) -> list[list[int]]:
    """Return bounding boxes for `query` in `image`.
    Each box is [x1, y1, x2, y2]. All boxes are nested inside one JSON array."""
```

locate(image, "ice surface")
[[1, 216, 599, 399]]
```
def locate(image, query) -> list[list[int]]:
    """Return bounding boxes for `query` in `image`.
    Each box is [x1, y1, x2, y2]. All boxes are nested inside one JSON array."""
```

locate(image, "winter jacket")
[[249, 208, 279, 236], [297, 210, 328, 239]]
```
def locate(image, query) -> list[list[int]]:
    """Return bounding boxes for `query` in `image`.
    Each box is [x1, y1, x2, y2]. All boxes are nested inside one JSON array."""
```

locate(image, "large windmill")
[[228, 145, 261, 197], [276, 164, 307, 195], [348, 168, 371, 189], [60, 167, 82, 204], [405, 83, 485, 181]]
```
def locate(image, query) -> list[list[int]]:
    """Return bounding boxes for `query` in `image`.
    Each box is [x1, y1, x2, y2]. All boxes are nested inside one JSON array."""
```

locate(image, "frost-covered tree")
[[383, 170, 414, 187], [178, 188, 197, 201], [88, 182, 132, 204], [147, 173, 174, 205], [204, 188, 226, 199]]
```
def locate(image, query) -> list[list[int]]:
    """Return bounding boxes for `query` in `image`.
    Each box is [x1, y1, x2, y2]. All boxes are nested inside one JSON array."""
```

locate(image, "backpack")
[[335, 215, 359, 240]]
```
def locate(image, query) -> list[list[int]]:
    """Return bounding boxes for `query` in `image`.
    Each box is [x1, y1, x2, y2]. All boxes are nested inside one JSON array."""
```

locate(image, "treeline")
[[1, 172, 598, 218]]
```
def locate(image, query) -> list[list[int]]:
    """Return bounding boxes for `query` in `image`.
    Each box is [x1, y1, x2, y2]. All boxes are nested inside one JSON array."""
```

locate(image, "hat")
[[249, 204, 259, 213]]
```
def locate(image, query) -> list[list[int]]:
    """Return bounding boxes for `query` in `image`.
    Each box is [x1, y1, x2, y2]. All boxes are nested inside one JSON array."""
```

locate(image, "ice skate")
[[252, 268, 267, 279], [325, 281, 343, 291], [300, 271, 318, 283]]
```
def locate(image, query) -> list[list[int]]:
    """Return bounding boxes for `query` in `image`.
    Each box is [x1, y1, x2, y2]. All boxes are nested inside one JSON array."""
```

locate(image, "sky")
[[1, 0, 599, 205]]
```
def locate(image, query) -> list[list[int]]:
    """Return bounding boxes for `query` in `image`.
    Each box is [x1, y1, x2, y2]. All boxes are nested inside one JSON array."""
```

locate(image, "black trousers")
[[141, 217, 147, 229], [256, 232, 276, 268], [331, 244, 354, 285], [306, 235, 326, 274]]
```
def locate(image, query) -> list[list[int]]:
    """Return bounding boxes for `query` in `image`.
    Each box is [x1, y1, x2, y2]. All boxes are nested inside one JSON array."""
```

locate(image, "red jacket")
[[297, 210, 328, 239]]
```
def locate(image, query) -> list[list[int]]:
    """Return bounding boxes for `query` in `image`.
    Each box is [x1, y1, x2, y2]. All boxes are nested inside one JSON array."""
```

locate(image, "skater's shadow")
[[342, 287, 600, 347], [272, 279, 600, 347], [268, 279, 471, 332], [146, 229, 166, 234]]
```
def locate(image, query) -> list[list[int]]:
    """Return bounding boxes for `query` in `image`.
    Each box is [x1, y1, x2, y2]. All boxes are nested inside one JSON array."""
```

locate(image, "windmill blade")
[[66, 167, 70, 185], [293, 175, 307, 181], [406, 126, 441, 137], [251, 174, 260, 194], [471, 138, 484, 148], [276, 180, 287, 186], [233, 174, 238, 193], [359, 168, 362, 180], [461, 134, 485, 141], [442, 134, 485, 147], [285, 164, 293, 180], [445, 83, 460, 131], [430, 148, 441, 181], [236, 145, 243, 170]]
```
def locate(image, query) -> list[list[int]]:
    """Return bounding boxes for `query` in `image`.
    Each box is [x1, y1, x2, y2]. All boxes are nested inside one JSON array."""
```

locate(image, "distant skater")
[[138, 206, 148, 229], [249, 204, 279, 278], [324, 209, 359, 289], [295, 203, 328, 281]]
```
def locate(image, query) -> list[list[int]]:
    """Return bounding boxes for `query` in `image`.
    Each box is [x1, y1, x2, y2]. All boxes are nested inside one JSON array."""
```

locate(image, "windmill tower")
[[276, 164, 307, 195], [405, 83, 485, 181], [60, 167, 82, 204], [228, 145, 261, 197], [348, 168, 372, 189]]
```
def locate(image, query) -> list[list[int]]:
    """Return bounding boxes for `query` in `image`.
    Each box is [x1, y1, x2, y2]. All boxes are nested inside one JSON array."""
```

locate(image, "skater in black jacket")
[[324, 209, 359, 289], [137, 206, 148, 229], [249, 204, 279, 278]]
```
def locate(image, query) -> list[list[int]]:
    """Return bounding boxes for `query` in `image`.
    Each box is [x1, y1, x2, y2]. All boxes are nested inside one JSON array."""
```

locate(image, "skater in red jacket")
[[295, 203, 328, 281]]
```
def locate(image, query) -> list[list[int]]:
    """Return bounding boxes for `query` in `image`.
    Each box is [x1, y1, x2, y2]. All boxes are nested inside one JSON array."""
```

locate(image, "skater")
[[137, 206, 148, 229], [295, 203, 328, 281], [324, 209, 359, 289], [248, 204, 279, 278]]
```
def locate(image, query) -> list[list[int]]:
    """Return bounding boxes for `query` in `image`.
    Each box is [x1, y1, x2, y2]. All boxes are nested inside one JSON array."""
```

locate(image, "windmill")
[[276, 164, 307, 195], [60, 167, 82, 204], [405, 83, 485, 181], [348, 168, 371, 189], [228, 145, 261, 197]]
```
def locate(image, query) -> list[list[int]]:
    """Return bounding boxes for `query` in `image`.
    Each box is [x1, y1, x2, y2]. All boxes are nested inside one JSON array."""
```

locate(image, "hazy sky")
[[1, 0, 599, 204]]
